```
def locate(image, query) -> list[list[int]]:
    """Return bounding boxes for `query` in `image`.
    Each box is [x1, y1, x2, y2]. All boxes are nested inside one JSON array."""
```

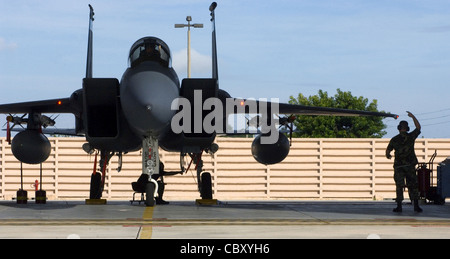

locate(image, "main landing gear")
[[89, 150, 114, 202], [182, 151, 215, 204]]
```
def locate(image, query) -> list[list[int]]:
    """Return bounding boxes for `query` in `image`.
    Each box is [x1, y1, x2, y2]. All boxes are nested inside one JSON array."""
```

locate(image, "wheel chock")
[[85, 199, 107, 205], [35, 190, 47, 204], [195, 199, 218, 205], [16, 189, 28, 204]]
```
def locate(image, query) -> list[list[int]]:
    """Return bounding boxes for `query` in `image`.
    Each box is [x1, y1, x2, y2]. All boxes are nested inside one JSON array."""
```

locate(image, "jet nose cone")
[[121, 68, 179, 137]]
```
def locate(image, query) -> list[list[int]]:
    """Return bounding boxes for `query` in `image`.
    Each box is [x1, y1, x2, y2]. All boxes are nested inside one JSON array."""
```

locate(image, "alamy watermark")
[[170, 90, 280, 144]]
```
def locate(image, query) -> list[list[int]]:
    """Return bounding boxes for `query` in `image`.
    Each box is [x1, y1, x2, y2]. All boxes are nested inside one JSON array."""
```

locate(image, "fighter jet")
[[0, 3, 397, 206]]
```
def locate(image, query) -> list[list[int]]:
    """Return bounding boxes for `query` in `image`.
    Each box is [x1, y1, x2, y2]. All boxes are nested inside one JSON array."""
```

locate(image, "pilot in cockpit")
[[145, 45, 157, 58], [145, 44, 162, 63], [129, 37, 171, 68]]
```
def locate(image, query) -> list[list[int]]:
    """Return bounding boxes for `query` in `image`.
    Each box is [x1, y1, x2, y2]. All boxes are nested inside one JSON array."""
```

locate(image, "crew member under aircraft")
[[152, 161, 184, 205], [385, 111, 422, 213], [132, 161, 184, 205]]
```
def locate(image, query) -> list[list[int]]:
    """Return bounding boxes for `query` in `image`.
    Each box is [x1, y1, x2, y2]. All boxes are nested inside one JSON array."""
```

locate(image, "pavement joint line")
[[1, 218, 450, 226]]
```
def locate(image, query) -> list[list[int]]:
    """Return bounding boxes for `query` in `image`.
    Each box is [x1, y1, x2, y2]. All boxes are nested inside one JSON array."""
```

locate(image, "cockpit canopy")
[[128, 37, 171, 68]]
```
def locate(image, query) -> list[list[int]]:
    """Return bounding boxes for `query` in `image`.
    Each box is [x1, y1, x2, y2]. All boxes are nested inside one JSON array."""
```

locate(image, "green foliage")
[[288, 89, 388, 138]]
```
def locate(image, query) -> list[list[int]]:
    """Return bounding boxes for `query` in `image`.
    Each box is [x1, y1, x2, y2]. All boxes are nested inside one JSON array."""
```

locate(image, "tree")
[[288, 89, 388, 138]]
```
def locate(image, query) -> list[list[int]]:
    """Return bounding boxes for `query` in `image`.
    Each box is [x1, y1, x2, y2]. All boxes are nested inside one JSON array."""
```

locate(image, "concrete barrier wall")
[[1, 137, 449, 201]]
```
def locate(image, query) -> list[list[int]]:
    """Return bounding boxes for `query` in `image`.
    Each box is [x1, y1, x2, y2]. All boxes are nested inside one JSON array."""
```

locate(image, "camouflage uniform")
[[386, 128, 421, 202]]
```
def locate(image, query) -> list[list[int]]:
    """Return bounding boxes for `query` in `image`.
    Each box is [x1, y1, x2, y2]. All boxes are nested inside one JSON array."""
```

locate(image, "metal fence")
[[1, 137, 449, 201]]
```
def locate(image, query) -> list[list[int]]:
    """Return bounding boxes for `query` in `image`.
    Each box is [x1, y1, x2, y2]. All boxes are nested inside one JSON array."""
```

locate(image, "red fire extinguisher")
[[34, 180, 39, 191]]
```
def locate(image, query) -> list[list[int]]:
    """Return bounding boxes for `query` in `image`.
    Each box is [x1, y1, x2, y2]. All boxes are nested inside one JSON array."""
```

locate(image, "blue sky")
[[1, 0, 450, 138]]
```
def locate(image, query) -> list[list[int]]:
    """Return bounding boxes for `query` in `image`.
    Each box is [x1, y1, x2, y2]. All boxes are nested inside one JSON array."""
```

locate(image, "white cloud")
[[0, 38, 17, 51], [172, 48, 211, 77]]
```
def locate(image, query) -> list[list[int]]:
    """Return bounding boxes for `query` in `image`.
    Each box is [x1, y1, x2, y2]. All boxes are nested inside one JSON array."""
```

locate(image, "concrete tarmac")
[[0, 200, 449, 239]]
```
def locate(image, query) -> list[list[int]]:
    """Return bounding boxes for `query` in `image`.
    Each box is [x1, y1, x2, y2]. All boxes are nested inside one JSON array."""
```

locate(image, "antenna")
[[86, 4, 95, 79], [209, 2, 218, 82]]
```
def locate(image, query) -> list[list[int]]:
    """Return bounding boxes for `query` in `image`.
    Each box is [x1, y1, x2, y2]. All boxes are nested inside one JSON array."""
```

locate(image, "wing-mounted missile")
[[6, 114, 27, 126], [5, 114, 27, 144], [6, 114, 57, 131], [39, 114, 57, 128], [278, 114, 296, 146], [246, 115, 261, 129]]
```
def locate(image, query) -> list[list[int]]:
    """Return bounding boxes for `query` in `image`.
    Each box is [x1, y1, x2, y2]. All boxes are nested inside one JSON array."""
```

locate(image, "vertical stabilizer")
[[209, 2, 218, 82], [86, 4, 95, 79]]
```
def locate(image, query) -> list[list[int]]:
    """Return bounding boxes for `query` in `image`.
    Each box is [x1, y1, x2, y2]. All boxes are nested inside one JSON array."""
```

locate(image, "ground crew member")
[[133, 161, 184, 205], [386, 111, 422, 213], [152, 161, 184, 205]]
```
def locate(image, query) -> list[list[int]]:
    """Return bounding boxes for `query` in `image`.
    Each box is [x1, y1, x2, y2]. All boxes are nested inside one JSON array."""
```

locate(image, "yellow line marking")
[[139, 206, 154, 239]]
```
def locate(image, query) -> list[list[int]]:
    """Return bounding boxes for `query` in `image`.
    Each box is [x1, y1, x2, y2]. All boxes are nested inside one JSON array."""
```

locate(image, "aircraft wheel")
[[145, 182, 156, 207], [201, 172, 213, 199], [89, 172, 102, 199]]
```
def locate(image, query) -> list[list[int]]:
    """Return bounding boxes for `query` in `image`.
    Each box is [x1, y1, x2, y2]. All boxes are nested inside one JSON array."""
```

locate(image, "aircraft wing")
[[0, 98, 76, 114], [232, 98, 398, 119], [8, 127, 78, 136], [278, 102, 398, 118], [0, 97, 81, 136]]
